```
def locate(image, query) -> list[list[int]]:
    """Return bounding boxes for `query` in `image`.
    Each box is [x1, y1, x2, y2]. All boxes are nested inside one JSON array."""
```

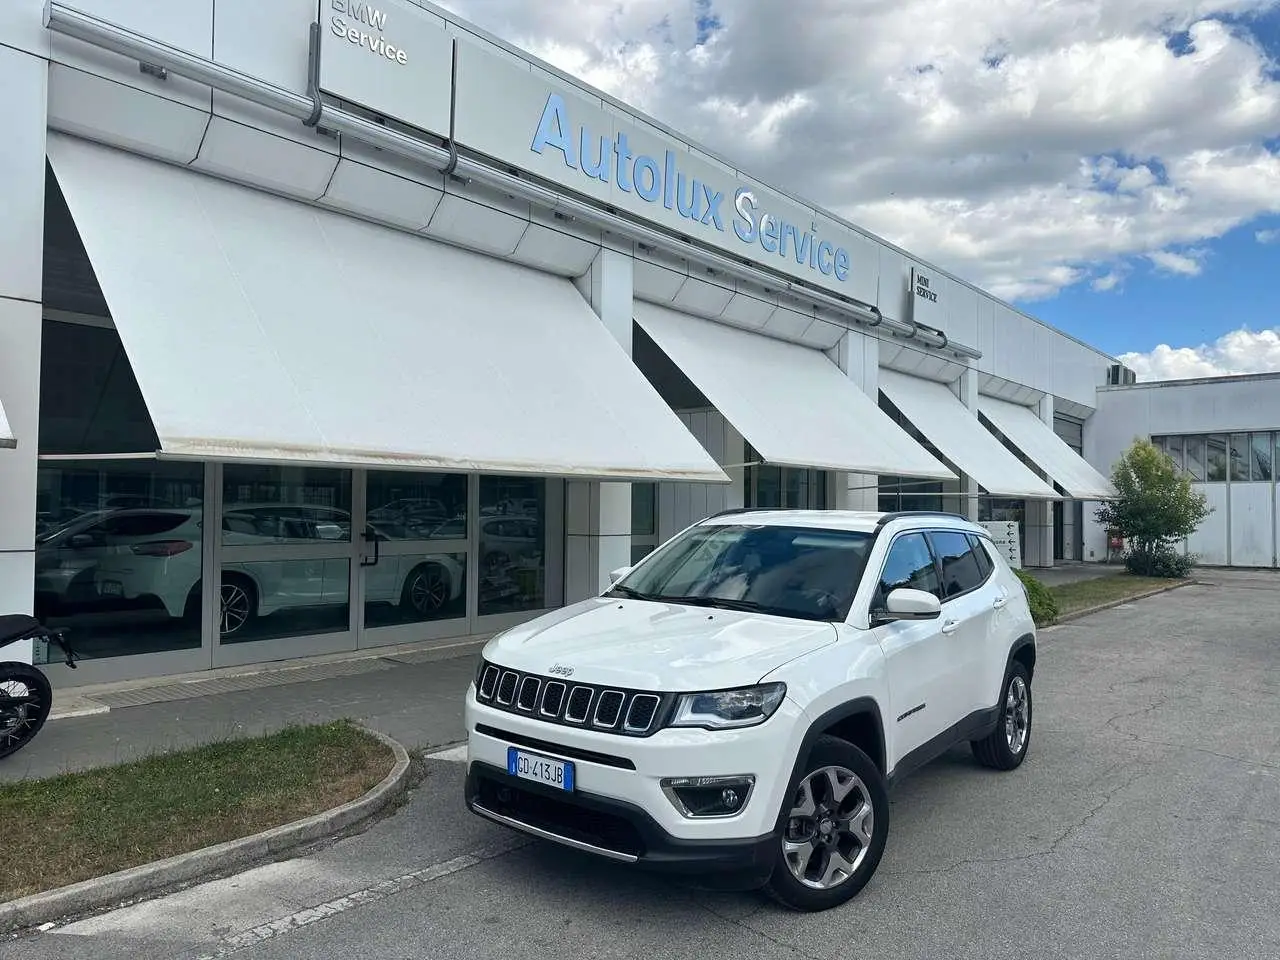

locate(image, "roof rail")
[[704, 506, 790, 520], [873, 510, 972, 529]]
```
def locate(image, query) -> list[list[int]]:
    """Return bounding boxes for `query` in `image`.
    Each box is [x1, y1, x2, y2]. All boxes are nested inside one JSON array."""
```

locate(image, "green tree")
[[1094, 438, 1211, 577]]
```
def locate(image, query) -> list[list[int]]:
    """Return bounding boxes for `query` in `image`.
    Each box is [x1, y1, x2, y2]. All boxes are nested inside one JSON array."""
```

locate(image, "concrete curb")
[[0, 726, 412, 934], [1050, 578, 1199, 626]]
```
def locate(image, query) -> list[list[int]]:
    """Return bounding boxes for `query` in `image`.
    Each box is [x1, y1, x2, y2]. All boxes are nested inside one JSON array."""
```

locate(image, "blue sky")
[[1022, 5, 1280, 370]]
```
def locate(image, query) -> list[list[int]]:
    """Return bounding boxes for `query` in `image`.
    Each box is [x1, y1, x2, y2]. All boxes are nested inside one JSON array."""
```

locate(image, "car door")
[[926, 529, 1000, 719], [870, 531, 958, 765]]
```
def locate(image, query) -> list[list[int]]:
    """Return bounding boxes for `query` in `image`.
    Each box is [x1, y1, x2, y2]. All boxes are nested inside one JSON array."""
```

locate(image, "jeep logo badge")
[[548, 664, 574, 677]]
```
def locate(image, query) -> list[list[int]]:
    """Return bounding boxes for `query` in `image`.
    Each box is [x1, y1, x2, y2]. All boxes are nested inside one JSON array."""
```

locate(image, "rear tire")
[[0, 662, 53, 760], [219, 575, 257, 638], [971, 661, 1032, 770], [764, 735, 890, 912]]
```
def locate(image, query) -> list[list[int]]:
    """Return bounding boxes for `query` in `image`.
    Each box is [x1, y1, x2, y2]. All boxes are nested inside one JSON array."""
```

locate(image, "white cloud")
[[1093, 270, 1125, 291], [1119, 328, 1280, 380], [1258, 228, 1280, 243], [437, 0, 1280, 301], [1147, 249, 1205, 275]]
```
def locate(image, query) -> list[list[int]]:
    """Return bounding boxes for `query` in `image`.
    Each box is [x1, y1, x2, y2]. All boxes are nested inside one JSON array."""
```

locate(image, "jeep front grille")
[[474, 661, 670, 737]]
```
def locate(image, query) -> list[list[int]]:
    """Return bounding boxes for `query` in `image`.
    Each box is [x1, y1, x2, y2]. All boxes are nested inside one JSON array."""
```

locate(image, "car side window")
[[967, 534, 994, 579], [929, 531, 987, 599], [877, 533, 941, 601]]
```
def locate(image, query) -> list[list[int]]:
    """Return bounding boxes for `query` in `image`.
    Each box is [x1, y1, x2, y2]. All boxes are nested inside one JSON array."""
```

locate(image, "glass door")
[[358, 470, 472, 648], [212, 464, 358, 668]]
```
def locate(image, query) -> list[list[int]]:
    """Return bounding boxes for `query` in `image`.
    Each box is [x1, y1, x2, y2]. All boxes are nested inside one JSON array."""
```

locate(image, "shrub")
[[1014, 568, 1059, 627], [1125, 544, 1197, 579], [1095, 438, 1211, 578]]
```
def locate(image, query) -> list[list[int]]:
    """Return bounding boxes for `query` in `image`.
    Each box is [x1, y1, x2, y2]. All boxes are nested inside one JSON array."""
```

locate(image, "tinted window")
[[878, 533, 940, 600], [968, 534, 993, 578], [617, 524, 872, 621], [96, 512, 190, 538], [930, 531, 986, 598]]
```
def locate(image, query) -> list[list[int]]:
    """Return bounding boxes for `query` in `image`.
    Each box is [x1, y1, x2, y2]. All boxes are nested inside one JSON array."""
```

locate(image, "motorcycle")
[[0, 615, 78, 760]]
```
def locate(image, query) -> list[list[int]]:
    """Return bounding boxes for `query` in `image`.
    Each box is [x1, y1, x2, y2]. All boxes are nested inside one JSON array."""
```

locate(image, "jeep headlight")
[[669, 683, 787, 730]]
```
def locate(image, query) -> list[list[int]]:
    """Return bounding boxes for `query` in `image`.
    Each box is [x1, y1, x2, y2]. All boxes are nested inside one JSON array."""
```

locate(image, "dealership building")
[[0, 0, 1255, 688]]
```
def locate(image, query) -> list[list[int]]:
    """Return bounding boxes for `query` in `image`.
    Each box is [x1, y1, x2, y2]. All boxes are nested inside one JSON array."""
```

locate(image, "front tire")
[[971, 661, 1032, 770], [764, 735, 890, 912], [0, 662, 53, 760]]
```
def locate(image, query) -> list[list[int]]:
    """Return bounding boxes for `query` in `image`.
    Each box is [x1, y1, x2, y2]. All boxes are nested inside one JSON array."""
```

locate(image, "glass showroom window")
[[1230, 434, 1251, 482], [631, 482, 659, 565], [1205, 435, 1228, 482], [363, 471, 469, 629], [219, 465, 353, 644], [478, 476, 549, 616], [744, 444, 829, 509], [1251, 433, 1273, 481], [33, 460, 205, 662], [1184, 436, 1207, 482]]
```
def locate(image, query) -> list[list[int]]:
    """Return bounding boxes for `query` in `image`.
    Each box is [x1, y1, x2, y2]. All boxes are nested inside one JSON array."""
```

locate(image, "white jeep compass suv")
[[463, 509, 1037, 911]]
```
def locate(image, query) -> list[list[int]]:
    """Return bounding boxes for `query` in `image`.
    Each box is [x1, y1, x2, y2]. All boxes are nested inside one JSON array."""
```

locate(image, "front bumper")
[[465, 761, 776, 888]]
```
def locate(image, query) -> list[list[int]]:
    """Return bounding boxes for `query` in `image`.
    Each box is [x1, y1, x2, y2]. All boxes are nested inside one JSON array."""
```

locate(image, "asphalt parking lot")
[[5, 572, 1279, 960]]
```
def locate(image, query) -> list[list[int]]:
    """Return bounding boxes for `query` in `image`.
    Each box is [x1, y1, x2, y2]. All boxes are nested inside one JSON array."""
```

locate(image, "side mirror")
[[69, 533, 96, 549], [607, 565, 633, 585], [880, 588, 942, 622]]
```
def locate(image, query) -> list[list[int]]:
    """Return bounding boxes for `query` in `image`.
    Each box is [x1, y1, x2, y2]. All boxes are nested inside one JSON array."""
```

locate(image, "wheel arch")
[[1008, 633, 1036, 681], [785, 697, 887, 787]]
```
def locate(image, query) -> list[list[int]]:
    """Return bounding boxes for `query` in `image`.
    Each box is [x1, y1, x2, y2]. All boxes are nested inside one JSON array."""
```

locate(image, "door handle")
[[941, 618, 960, 634], [993, 596, 1008, 609], [360, 527, 381, 568]]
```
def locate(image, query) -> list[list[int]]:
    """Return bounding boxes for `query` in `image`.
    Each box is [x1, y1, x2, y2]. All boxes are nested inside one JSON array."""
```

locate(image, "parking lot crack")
[[887, 764, 1149, 877], [694, 900, 827, 960]]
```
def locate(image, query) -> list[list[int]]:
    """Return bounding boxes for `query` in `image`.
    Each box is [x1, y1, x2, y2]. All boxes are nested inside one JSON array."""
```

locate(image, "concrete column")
[[956, 367, 981, 521], [0, 47, 47, 664], [1023, 394, 1057, 568], [828, 331, 880, 511], [565, 249, 633, 602]]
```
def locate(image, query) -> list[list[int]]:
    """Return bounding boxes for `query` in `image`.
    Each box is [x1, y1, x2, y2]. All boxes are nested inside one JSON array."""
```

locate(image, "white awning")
[[0, 398, 13, 449], [878, 370, 1060, 499], [45, 133, 726, 483], [978, 395, 1116, 500], [633, 302, 954, 479]]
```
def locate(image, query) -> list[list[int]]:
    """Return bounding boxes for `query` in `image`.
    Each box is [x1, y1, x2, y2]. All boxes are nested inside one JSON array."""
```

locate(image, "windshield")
[[609, 523, 872, 621]]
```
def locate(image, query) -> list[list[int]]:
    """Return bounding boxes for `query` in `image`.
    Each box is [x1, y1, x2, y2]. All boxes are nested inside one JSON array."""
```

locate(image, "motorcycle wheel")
[[0, 662, 53, 760]]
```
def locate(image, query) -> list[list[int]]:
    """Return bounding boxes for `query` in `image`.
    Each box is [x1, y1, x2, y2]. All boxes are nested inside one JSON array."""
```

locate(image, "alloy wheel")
[[220, 581, 252, 636], [410, 566, 448, 613], [1005, 675, 1030, 754], [782, 765, 875, 890]]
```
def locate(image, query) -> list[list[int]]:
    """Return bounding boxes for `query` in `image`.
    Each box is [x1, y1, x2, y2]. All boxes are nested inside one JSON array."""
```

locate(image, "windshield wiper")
[[659, 595, 769, 613], [605, 584, 657, 601]]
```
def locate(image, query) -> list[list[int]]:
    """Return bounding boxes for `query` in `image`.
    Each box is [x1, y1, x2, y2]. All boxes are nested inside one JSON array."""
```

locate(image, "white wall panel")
[[815, 213, 878, 305], [1030, 321, 1055, 394], [976, 295, 997, 375], [0, 0, 49, 57], [48, 64, 212, 165], [633, 257, 688, 303], [0, 53, 48, 303], [320, 156, 443, 231], [876, 245, 909, 323], [798, 319, 844, 351], [0, 298, 40, 553], [511, 213, 601, 276], [719, 291, 776, 330], [658, 409, 741, 542], [762, 308, 814, 342], [423, 191, 531, 257], [672, 276, 735, 316], [947, 281, 979, 348], [193, 116, 339, 200], [1230, 484, 1273, 567], [50, 3, 212, 112], [1188, 484, 1229, 566]]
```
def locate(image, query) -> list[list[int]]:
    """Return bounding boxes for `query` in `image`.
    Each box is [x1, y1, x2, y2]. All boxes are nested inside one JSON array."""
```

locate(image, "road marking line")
[[424, 743, 467, 762], [187, 840, 526, 959]]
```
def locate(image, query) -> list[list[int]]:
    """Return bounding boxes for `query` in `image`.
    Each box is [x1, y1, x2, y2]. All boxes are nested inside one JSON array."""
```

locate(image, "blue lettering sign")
[[531, 97, 851, 285]]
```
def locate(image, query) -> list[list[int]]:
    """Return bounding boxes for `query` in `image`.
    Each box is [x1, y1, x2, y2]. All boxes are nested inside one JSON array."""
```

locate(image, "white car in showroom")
[[463, 509, 1036, 911], [76, 505, 463, 636]]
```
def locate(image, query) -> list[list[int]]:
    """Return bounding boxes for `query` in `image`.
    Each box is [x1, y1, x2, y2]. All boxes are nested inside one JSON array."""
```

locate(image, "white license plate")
[[507, 747, 574, 792], [99, 580, 123, 597]]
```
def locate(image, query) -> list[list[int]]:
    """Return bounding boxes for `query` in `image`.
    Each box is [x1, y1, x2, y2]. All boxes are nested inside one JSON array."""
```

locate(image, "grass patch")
[[1049, 573, 1175, 620], [0, 720, 393, 903]]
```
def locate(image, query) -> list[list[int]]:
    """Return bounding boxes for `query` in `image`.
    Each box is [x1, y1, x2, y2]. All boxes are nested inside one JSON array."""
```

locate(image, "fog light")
[[661, 775, 755, 818]]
